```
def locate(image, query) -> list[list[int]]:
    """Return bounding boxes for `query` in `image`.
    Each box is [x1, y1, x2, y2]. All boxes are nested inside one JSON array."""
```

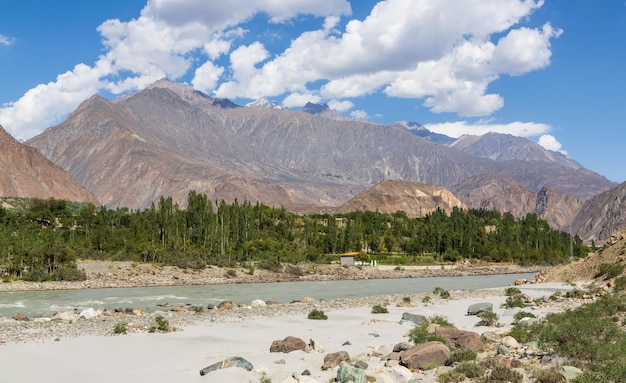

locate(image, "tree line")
[[0, 191, 587, 281]]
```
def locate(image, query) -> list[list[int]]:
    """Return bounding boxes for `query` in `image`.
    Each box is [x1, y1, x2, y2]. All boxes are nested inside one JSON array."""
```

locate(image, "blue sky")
[[1, 0, 625, 183]]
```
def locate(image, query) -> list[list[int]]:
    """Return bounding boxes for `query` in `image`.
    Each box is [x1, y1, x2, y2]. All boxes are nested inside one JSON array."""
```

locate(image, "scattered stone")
[[199, 356, 253, 376], [78, 308, 98, 320], [393, 342, 415, 352], [481, 331, 501, 343], [270, 336, 307, 353], [353, 360, 368, 370], [217, 300, 235, 309], [501, 336, 519, 349], [342, 341, 352, 346], [250, 299, 266, 307], [309, 338, 327, 353], [497, 345, 510, 355], [13, 313, 27, 321], [322, 351, 351, 370]]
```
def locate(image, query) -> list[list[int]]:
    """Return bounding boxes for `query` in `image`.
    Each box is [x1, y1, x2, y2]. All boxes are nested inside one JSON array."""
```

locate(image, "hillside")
[[334, 179, 465, 217], [0, 125, 97, 204], [538, 231, 626, 282]]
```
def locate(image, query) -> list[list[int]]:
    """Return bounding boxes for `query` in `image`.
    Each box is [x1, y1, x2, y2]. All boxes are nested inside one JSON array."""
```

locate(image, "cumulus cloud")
[[0, 33, 14, 46], [425, 121, 552, 138], [0, 0, 561, 140], [538, 134, 567, 154], [328, 99, 354, 112]]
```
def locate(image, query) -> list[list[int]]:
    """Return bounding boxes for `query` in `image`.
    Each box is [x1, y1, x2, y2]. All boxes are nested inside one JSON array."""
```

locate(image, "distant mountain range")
[[0, 78, 621, 243]]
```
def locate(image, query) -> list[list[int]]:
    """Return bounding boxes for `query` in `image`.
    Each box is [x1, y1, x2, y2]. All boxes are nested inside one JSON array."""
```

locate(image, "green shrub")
[[446, 348, 477, 364], [438, 362, 485, 383], [477, 310, 499, 326], [505, 287, 522, 296], [190, 306, 205, 314], [422, 295, 432, 304], [594, 263, 625, 280], [155, 315, 170, 332], [503, 295, 526, 308], [403, 296, 412, 303], [613, 275, 626, 291], [513, 310, 536, 323], [225, 269, 237, 278], [409, 322, 447, 344], [307, 309, 328, 320], [483, 364, 523, 383], [259, 372, 272, 383], [113, 322, 128, 335], [534, 368, 565, 383], [433, 286, 451, 299], [429, 315, 454, 327], [371, 304, 389, 314]]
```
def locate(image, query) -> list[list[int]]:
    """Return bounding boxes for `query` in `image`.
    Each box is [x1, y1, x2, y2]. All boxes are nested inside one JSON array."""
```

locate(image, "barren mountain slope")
[[0, 125, 97, 203], [571, 182, 626, 243], [333, 179, 466, 217]]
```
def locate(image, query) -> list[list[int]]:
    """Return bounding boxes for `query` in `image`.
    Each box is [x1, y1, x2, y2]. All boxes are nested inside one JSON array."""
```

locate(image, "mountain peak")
[[302, 102, 329, 114], [246, 97, 281, 109]]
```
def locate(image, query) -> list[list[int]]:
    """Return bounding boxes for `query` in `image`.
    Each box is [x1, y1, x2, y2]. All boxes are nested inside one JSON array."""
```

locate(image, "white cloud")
[[425, 121, 552, 138], [191, 62, 224, 93], [328, 99, 354, 112], [0, 0, 561, 140], [538, 134, 567, 155], [350, 110, 369, 119], [0, 34, 14, 46], [282, 92, 322, 108]]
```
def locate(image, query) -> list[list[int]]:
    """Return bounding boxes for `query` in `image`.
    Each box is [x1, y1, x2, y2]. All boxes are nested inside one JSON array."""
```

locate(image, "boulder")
[[309, 338, 327, 353], [480, 331, 501, 343], [400, 312, 426, 326], [467, 302, 493, 315], [399, 341, 450, 370], [13, 313, 28, 321], [270, 336, 307, 353], [371, 344, 391, 357], [78, 308, 98, 320], [376, 365, 414, 383], [393, 342, 415, 352], [54, 311, 78, 321], [430, 324, 484, 351], [336, 362, 366, 383], [250, 299, 266, 307], [501, 336, 519, 349], [322, 351, 351, 370], [217, 300, 235, 309], [199, 356, 253, 376]]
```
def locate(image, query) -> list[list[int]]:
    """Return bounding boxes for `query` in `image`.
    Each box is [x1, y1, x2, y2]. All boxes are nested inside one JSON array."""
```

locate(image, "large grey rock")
[[376, 365, 414, 382], [399, 341, 450, 370], [467, 302, 493, 315], [199, 356, 253, 376], [336, 362, 366, 383], [401, 312, 427, 326]]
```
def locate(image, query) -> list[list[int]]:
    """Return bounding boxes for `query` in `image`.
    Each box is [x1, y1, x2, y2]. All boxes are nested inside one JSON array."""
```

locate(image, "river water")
[[0, 273, 536, 318]]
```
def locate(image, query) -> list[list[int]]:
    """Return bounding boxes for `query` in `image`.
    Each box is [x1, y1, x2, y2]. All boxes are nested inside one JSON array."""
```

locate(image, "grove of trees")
[[0, 191, 587, 281]]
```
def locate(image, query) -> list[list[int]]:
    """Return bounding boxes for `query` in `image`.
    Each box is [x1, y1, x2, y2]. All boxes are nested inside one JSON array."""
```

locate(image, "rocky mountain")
[[571, 181, 626, 243], [394, 121, 456, 145], [451, 173, 537, 218], [449, 132, 582, 170], [25, 79, 614, 216], [0, 125, 97, 203], [333, 179, 466, 217], [450, 173, 583, 231], [246, 97, 281, 109]]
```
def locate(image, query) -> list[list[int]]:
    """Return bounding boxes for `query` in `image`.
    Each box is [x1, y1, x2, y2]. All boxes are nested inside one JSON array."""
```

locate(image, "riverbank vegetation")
[[0, 191, 588, 281]]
